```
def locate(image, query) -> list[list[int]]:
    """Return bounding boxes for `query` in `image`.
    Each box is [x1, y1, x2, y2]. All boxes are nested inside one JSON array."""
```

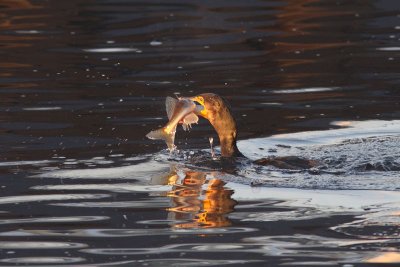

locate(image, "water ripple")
[[83, 47, 141, 53], [0, 227, 256, 238], [0, 194, 109, 205], [22, 106, 62, 111], [53, 199, 170, 209], [377, 47, 400, 51], [0, 241, 86, 249], [272, 87, 338, 94], [32, 183, 171, 193], [0, 257, 85, 264], [97, 259, 262, 266], [0, 216, 109, 225], [1, 0, 400, 266], [33, 161, 169, 179]]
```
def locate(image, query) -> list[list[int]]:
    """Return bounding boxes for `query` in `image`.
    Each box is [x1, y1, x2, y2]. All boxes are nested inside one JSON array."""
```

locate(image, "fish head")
[[167, 98, 194, 118], [176, 98, 197, 118]]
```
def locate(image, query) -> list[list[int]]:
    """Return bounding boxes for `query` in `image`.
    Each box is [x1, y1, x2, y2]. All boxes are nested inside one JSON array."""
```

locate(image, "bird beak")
[[190, 96, 208, 118], [190, 96, 204, 105]]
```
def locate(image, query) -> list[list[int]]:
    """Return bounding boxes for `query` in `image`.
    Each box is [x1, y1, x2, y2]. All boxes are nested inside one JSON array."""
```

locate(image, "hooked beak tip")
[[190, 96, 207, 117], [190, 96, 198, 102], [190, 96, 203, 106]]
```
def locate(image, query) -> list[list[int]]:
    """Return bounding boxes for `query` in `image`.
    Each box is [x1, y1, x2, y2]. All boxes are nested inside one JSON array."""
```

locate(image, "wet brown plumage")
[[192, 93, 318, 169], [191, 93, 243, 158]]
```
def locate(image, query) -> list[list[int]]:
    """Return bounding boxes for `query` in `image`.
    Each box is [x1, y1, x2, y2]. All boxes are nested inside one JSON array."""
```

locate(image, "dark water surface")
[[1, 0, 400, 266]]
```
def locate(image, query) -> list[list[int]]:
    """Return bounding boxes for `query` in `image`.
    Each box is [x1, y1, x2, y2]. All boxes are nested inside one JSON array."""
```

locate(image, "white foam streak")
[[377, 47, 400, 51], [272, 87, 337, 94], [34, 161, 169, 179], [23, 107, 62, 111], [229, 183, 400, 212], [83, 48, 140, 53], [239, 120, 400, 159], [32, 183, 170, 193], [0, 194, 108, 205]]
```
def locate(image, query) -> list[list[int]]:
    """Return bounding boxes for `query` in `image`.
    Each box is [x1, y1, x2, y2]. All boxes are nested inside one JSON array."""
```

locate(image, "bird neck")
[[209, 107, 243, 158], [219, 134, 242, 158]]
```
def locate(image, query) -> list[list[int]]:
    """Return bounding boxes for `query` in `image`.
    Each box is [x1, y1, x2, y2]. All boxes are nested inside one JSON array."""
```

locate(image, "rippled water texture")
[[1, 0, 400, 266]]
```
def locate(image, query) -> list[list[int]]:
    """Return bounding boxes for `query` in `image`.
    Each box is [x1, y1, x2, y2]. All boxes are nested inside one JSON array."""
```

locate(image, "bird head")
[[191, 93, 242, 157], [191, 93, 224, 123]]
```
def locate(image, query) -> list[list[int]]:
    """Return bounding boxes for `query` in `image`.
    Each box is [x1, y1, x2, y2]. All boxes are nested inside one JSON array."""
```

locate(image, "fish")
[[146, 96, 203, 151]]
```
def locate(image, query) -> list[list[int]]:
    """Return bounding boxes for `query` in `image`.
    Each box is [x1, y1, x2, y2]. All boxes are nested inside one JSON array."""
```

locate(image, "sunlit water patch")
[[0, 257, 85, 264], [31, 120, 400, 192], [25, 120, 400, 244], [272, 87, 339, 94], [3, 127, 400, 265], [234, 120, 400, 190], [82, 47, 142, 53], [0, 227, 255, 238]]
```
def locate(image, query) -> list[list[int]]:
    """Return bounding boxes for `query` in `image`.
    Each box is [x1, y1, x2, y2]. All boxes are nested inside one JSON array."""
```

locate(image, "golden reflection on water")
[[1, 0, 37, 9], [268, 0, 353, 88], [275, 0, 352, 36], [0, 0, 43, 33], [366, 252, 400, 263], [0, 0, 42, 80], [153, 166, 237, 228]]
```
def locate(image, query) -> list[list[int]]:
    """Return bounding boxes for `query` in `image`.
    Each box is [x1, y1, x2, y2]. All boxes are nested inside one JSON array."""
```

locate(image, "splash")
[[234, 120, 400, 190]]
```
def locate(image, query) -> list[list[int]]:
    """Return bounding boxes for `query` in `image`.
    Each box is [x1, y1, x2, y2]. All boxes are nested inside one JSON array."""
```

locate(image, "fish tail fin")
[[146, 127, 176, 151]]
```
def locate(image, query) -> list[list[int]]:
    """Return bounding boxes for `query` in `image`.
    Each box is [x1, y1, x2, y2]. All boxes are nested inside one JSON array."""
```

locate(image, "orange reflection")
[[274, 0, 352, 37], [1, 1, 37, 9], [366, 252, 400, 263], [154, 166, 237, 228], [0, 0, 44, 50], [264, 0, 353, 88], [0, 0, 43, 82]]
